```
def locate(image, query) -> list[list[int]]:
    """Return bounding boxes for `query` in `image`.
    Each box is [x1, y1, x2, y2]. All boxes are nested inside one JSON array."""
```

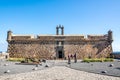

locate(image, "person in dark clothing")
[[68, 54, 71, 64], [74, 53, 77, 63]]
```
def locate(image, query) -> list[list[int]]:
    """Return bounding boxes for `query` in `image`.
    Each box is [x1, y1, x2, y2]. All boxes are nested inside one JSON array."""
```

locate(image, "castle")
[[7, 25, 113, 59]]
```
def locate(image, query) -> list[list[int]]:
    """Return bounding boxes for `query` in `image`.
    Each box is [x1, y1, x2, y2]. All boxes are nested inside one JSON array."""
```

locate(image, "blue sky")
[[0, 0, 120, 52]]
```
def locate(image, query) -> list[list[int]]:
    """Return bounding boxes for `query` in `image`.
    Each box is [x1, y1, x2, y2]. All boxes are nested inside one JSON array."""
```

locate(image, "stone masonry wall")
[[7, 30, 113, 59], [7, 40, 112, 59], [8, 41, 56, 59], [64, 41, 112, 59]]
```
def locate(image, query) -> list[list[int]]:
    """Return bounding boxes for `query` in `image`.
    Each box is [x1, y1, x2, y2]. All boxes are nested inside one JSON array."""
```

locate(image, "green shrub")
[[83, 58, 114, 62], [7, 58, 25, 62], [104, 58, 114, 62]]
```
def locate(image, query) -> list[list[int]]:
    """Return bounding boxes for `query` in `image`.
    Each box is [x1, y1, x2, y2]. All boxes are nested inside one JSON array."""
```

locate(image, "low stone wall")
[[112, 54, 120, 59], [0, 53, 9, 59]]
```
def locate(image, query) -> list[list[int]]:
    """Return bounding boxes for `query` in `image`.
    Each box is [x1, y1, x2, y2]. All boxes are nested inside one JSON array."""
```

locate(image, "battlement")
[[7, 33, 109, 41], [7, 26, 113, 43], [87, 34, 108, 40], [11, 34, 34, 40]]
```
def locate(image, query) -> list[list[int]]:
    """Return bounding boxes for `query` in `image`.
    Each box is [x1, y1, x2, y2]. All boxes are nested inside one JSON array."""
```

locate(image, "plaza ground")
[[0, 59, 120, 80]]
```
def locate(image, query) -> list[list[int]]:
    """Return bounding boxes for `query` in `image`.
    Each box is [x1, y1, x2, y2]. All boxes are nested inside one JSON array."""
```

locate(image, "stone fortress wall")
[[7, 25, 113, 59]]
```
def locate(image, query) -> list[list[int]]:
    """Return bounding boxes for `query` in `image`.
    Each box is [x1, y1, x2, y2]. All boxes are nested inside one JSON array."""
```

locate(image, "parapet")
[[11, 34, 34, 40], [87, 34, 108, 40], [7, 30, 112, 42]]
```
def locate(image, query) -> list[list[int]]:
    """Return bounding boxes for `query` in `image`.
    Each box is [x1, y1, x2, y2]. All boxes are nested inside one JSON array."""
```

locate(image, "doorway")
[[58, 51, 63, 58]]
